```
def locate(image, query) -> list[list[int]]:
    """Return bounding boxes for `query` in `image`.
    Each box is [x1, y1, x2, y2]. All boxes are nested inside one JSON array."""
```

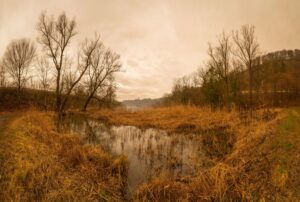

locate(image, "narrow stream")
[[62, 114, 208, 196]]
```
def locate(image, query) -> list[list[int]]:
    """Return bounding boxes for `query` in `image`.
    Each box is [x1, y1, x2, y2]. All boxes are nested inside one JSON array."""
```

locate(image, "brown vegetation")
[[88, 106, 300, 201], [0, 110, 128, 201], [0, 9, 299, 202], [88, 105, 239, 133], [167, 30, 300, 110], [36, 12, 121, 114], [135, 108, 300, 201]]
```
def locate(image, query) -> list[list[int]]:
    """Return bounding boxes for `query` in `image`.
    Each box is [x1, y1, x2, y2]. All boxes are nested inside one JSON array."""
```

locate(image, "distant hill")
[[122, 98, 165, 110], [167, 49, 300, 107]]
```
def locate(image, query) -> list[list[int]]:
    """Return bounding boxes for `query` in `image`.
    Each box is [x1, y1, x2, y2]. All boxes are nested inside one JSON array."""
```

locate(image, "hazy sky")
[[1, 0, 300, 100]]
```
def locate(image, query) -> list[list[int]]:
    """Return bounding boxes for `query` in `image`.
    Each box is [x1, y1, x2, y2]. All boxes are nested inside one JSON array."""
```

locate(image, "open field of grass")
[[0, 110, 128, 201], [0, 106, 299, 201]]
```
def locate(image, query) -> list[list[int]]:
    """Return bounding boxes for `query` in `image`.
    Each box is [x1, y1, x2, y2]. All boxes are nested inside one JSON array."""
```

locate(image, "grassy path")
[[273, 108, 300, 198]]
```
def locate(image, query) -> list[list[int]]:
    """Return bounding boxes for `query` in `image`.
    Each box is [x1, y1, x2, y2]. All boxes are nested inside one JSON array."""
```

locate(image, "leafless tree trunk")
[[2, 38, 36, 102], [93, 82, 116, 108], [82, 44, 121, 111], [59, 35, 101, 112], [233, 25, 260, 117], [207, 32, 232, 110], [37, 12, 77, 112], [37, 12, 102, 115]]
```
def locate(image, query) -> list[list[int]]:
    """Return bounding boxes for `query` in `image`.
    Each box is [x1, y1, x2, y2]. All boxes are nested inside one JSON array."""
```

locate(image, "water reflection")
[[62, 114, 206, 194]]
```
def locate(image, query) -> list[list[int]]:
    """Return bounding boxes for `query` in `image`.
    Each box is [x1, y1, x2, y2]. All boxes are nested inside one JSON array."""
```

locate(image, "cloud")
[[1, 0, 300, 100]]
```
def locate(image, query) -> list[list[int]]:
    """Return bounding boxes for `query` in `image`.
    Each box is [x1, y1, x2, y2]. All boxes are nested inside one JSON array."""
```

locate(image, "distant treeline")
[[165, 47, 300, 109], [0, 87, 120, 111]]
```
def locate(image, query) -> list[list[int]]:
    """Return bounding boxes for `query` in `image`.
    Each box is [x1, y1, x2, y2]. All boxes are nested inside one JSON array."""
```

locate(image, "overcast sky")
[[1, 0, 300, 100]]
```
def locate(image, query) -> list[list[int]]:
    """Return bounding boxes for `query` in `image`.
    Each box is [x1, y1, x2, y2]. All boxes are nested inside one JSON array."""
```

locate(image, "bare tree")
[[59, 36, 101, 112], [207, 32, 232, 109], [37, 12, 99, 114], [2, 38, 36, 100], [36, 57, 51, 90], [233, 25, 260, 115], [82, 43, 121, 111], [37, 12, 77, 112], [94, 81, 117, 108]]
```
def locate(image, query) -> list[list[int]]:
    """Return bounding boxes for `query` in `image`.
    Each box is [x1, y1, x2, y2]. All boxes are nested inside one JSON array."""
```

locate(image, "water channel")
[[62, 114, 209, 196]]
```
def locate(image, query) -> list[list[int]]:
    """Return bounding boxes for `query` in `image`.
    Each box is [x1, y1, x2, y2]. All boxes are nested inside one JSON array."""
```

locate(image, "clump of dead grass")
[[89, 105, 240, 133], [0, 110, 128, 201], [135, 163, 250, 202], [135, 107, 300, 201]]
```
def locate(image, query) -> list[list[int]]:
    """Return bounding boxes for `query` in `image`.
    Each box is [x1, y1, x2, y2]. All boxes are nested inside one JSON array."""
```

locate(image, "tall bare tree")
[[37, 12, 77, 112], [233, 25, 260, 115], [59, 36, 101, 112], [37, 12, 100, 114], [82, 44, 121, 111], [2, 38, 36, 100], [207, 32, 232, 109]]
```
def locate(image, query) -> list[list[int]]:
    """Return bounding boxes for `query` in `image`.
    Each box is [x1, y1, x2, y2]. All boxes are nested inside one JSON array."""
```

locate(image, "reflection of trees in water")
[[62, 115, 207, 189], [84, 119, 97, 144]]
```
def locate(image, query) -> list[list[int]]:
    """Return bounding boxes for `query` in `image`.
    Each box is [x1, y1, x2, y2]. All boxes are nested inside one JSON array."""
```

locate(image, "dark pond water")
[[61, 114, 207, 195]]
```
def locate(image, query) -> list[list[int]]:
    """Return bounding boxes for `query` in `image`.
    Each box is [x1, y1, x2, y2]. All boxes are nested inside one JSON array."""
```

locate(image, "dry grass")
[[88, 106, 278, 159], [0, 110, 128, 201], [88, 105, 240, 133], [129, 106, 299, 201], [1, 106, 298, 201]]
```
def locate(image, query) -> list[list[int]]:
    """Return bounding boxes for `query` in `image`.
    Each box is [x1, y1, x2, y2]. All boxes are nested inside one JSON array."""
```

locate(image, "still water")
[[62, 114, 207, 195]]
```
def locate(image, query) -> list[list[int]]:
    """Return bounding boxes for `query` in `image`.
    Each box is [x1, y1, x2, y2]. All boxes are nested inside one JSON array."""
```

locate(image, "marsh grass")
[[0, 110, 128, 201], [1, 106, 299, 201], [122, 106, 300, 201], [88, 105, 239, 133]]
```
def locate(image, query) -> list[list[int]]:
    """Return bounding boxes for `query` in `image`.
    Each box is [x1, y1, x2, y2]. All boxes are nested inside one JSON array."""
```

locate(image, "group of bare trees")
[[169, 25, 262, 112], [207, 32, 232, 110], [0, 12, 121, 114], [233, 26, 260, 114], [205, 25, 260, 112], [169, 24, 300, 111], [82, 44, 121, 111]]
